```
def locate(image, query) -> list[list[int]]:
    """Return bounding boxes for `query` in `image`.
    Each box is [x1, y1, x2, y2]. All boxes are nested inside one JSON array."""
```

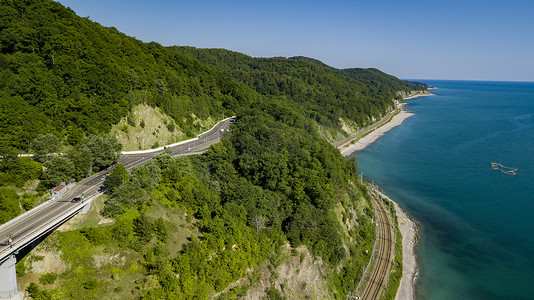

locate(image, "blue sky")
[[57, 0, 534, 81]]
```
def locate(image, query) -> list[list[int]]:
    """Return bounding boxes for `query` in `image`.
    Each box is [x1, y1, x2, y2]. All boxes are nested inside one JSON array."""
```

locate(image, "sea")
[[351, 80, 534, 299]]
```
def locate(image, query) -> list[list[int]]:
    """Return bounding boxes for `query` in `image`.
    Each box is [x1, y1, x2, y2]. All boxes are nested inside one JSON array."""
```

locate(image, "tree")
[[153, 217, 168, 242], [26, 282, 52, 300], [30, 133, 59, 162], [133, 214, 153, 243], [67, 146, 93, 180], [39, 273, 58, 285], [0, 188, 21, 223], [252, 214, 267, 232], [131, 161, 161, 191], [103, 163, 129, 195], [0, 148, 42, 187], [102, 197, 124, 217], [67, 126, 84, 146], [17, 158, 43, 183], [79, 135, 121, 171], [41, 155, 74, 187], [153, 151, 173, 170]]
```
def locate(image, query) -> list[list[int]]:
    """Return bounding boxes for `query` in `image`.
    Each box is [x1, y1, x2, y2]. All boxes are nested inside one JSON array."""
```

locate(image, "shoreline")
[[339, 109, 414, 157], [338, 92, 433, 300], [372, 188, 419, 300], [395, 205, 419, 300], [339, 91, 434, 156], [402, 91, 434, 100], [339, 110, 419, 299]]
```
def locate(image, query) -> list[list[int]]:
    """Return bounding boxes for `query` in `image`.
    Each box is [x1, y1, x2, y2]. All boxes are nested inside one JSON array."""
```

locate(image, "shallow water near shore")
[[352, 80, 534, 299]]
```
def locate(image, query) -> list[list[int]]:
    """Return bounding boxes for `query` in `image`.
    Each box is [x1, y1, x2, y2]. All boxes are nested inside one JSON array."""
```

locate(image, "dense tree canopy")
[[91, 106, 375, 298], [175, 47, 427, 130], [0, 148, 41, 187], [0, 0, 255, 150], [0, 188, 21, 223], [1, 0, 425, 151]]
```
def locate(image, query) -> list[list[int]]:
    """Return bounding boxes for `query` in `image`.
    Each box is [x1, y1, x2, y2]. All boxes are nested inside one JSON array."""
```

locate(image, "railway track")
[[360, 190, 395, 300]]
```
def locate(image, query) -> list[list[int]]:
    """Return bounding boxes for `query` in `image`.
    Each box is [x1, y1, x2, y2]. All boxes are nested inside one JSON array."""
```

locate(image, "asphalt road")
[[0, 117, 234, 260]]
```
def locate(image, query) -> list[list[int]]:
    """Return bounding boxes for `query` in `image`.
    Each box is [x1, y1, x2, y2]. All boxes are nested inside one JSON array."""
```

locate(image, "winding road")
[[0, 117, 235, 262]]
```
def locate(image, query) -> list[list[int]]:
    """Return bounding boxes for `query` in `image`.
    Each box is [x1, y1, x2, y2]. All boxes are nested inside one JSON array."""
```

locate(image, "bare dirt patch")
[[245, 245, 330, 300]]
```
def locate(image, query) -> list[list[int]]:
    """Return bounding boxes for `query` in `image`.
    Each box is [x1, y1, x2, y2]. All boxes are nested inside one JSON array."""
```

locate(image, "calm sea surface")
[[351, 80, 534, 299]]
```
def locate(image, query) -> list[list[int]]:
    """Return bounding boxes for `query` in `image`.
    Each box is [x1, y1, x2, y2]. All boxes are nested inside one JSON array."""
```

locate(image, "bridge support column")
[[79, 199, 93, 215], [0, 255, 23, 299]]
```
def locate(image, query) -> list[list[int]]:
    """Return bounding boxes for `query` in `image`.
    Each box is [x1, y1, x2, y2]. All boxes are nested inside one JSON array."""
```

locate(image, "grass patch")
[[145, 198, 200, 257], [77, 194, 111, 228], [111, 104, 217, 150]]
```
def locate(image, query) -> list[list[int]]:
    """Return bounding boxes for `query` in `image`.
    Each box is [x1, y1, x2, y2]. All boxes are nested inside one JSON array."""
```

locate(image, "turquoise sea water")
[[351, 80, 534, 299]]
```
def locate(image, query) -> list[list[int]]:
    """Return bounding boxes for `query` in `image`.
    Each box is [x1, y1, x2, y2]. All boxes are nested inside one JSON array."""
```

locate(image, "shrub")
[[166, 119, 175, 132], [82, 278, 98, 290], [21, 195, 35, 211], [39, 273, 58, 285], [127, 114, 137, 127], [80, 227, 112, 245], [26, 282, 52, 299]]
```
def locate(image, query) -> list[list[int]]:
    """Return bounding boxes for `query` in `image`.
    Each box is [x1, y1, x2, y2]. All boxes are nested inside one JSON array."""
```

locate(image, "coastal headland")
[[337, 91, 433, 300]]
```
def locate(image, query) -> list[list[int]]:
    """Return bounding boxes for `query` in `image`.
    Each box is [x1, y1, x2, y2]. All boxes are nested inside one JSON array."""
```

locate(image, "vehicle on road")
[[71, 197, 82, 203]]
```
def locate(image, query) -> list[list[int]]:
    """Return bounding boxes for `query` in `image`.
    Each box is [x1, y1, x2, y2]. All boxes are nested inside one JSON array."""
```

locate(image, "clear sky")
[[57, 0, 534, 82]]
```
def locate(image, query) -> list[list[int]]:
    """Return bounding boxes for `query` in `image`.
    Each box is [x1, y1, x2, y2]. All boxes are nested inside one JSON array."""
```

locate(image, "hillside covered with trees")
[[174, 47, 426, 134], [21, 109, 378, 299], [0, 0, 425, 151], [0, 0, 255, 150], [0, 0, 424, 298]]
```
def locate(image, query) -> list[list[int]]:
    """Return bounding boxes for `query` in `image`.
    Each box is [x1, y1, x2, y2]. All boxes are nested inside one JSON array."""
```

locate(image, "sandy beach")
[[394, 203, 418, 300], [340, 110, 414, 157], [337, 93, 433, 300], [402, 91, 434, 100], [339, 110, 418, 299]]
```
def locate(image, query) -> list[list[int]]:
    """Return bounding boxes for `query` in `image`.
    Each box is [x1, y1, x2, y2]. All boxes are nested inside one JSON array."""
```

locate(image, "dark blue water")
[[352, 80, 534, 299]]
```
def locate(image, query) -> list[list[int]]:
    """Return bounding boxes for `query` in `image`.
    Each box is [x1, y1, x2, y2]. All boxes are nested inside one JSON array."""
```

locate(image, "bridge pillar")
[[79, 199, 93, 215], [0, 255, 22, 299]]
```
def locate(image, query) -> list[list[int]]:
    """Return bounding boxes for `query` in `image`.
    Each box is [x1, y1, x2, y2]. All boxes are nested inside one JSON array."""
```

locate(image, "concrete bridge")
[[0, 193, 95, 299]]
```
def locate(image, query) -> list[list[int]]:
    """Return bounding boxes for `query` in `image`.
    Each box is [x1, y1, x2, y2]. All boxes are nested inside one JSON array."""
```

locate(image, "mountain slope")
[[0, 0, 426, 150], [0, 0, 254, 149], [174, 47, 426, 136]]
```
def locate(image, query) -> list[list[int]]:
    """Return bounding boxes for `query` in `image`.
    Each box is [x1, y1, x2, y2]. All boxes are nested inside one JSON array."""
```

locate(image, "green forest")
[[0, 0, 425, 151], [174, 47, 426, 131], [0, 0, 427, 298], [0, 0, 255, 150], [21, 110, 378, 299]]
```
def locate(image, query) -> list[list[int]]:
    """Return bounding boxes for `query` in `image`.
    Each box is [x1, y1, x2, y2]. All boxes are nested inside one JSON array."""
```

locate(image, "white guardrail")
[[121, 116, 235, 155]]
